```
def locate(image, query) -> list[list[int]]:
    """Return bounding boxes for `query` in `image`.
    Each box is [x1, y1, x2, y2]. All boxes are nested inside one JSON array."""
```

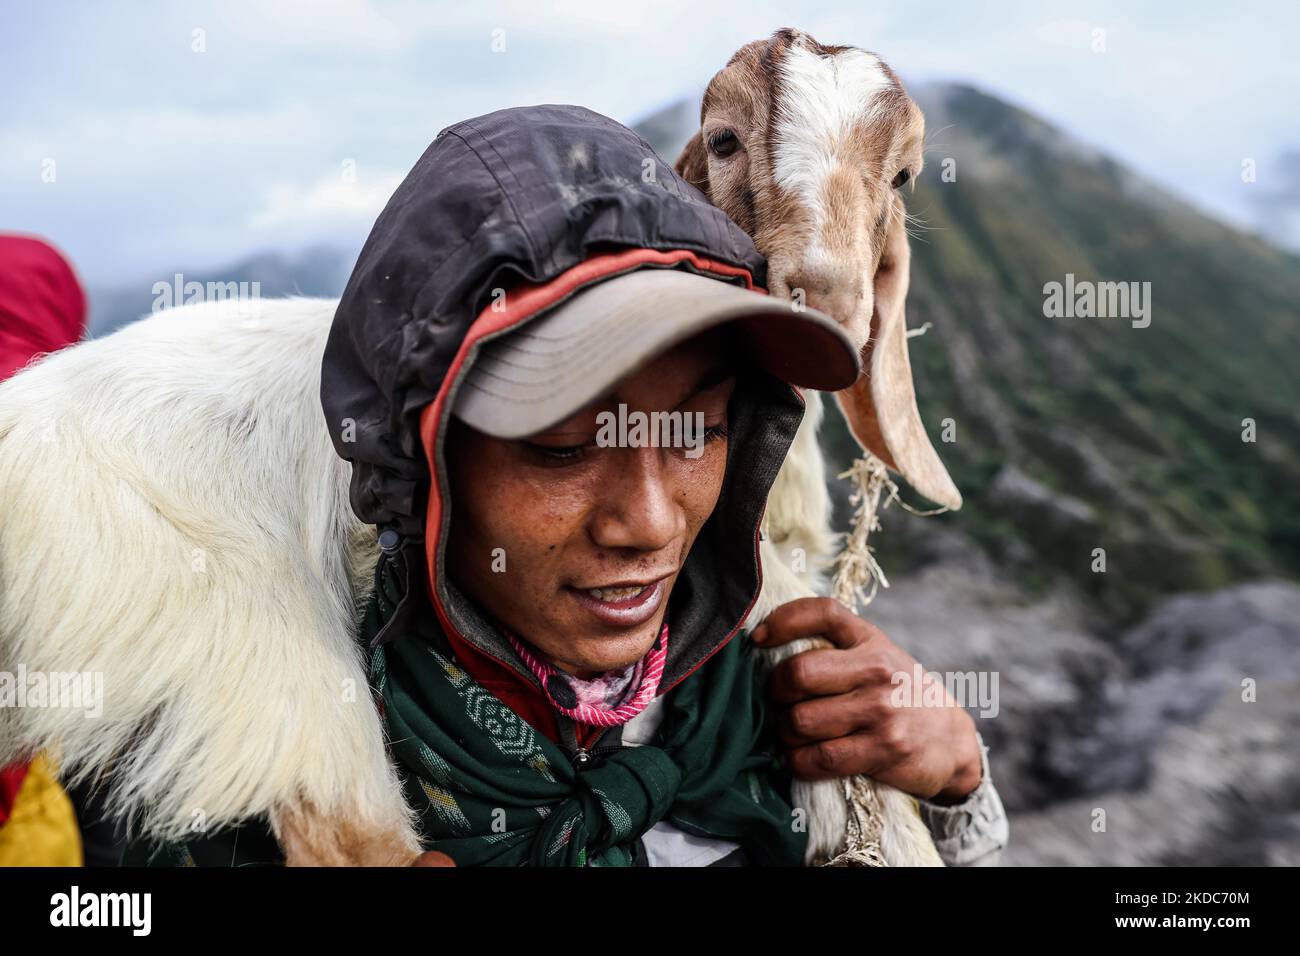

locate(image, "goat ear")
[[675, 131, 710, 198], [834, 212, 963, 511]]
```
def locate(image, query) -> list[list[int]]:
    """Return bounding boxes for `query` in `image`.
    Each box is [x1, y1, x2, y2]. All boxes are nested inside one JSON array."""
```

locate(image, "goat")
[[676, 29, 963, 866]]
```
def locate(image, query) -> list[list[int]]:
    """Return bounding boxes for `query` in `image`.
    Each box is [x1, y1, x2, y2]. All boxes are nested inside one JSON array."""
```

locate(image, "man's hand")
[[751, 597, 983, 804]]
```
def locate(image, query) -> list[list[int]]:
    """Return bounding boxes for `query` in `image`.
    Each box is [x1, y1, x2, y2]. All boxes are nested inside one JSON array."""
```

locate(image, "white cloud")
[[212, 0, 413, 53], [248, 166, 404, 235]]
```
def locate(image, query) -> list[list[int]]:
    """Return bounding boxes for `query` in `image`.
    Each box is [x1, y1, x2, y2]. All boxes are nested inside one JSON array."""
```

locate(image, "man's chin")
[[561, 621, 662, 677]]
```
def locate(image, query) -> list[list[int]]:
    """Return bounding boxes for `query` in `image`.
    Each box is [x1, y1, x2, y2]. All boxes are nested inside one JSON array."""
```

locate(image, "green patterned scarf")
[[363, 556, 807, 867]]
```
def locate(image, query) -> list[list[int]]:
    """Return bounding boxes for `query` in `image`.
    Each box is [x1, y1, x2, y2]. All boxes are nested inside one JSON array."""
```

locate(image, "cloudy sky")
[[3, 0, 1297, 287]]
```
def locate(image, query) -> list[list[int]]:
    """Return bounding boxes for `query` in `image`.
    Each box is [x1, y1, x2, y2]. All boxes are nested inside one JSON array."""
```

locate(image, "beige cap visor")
[[453, 267, 860, 439]]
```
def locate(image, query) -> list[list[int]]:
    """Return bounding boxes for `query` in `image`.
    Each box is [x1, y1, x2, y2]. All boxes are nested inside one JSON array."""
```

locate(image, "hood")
[[322, 105, 805, 694]]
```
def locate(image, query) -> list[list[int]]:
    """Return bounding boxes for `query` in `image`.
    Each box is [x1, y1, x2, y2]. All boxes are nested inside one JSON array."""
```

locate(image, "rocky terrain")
[[864, 512, 1300, 865]]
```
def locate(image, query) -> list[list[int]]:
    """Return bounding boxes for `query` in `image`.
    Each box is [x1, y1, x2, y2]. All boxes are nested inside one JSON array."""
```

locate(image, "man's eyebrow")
[[637, 356, 738, 408], [672, 361, 737, 408]]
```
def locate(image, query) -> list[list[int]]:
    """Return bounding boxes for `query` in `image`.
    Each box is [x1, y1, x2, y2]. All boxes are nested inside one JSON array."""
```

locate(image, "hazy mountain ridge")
[[88, 244, 357, 338]]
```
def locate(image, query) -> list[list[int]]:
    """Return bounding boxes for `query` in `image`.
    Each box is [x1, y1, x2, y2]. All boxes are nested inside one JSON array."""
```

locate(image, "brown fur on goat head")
[[677, 28, 961, 511]]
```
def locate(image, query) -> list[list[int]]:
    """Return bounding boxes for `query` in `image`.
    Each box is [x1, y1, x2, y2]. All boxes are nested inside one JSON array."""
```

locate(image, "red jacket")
[[0, 235, 87, 381]]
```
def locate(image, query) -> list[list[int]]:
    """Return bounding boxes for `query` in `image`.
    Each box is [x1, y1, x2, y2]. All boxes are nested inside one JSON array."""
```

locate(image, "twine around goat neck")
[[830, 452, 950, 614]]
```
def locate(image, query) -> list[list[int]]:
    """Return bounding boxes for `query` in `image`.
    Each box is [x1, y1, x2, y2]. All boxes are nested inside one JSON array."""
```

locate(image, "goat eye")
[[891, 168, 912, 189], [707, 129, 740, 158]]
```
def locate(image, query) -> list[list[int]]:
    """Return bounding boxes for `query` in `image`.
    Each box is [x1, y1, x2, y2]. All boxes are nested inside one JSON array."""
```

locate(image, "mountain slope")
[[890, 84, 1300, 619]]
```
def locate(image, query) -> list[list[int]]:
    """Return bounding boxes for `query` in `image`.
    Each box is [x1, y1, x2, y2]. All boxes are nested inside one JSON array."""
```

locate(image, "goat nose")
[[787, 275, 862, 324], [784, 272, 834, 302], [787, 269, 862, 298]]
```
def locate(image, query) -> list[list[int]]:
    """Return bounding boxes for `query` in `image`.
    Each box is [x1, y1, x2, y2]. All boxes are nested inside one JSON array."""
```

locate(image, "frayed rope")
[[829, 453, 949, 613], [821, 775, 888, 867]]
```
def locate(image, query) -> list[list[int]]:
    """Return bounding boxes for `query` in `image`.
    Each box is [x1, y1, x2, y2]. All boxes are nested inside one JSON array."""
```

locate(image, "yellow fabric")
[[0, 754, 83, 867]]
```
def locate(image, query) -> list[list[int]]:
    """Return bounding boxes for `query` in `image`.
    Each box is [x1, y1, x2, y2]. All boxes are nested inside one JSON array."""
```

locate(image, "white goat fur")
[[0, 298, 415, 857]]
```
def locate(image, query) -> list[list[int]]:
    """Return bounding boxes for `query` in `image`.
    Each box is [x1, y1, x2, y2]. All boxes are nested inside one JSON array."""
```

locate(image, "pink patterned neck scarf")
[[505, 623, 668, 727]]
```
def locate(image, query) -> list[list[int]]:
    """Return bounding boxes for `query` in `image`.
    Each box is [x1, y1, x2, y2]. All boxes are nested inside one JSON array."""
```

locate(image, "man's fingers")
[[774, 688, 877, 745], [784, 734, 888, 782], [750, 597, 880, 651], [768, 647, 867, 703]]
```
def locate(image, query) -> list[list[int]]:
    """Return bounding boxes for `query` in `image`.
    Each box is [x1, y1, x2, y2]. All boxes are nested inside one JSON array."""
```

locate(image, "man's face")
[[446, 332, 736, 679]]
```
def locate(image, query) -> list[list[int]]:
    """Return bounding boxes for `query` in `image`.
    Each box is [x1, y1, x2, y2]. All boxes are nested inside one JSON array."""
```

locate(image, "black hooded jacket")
[[321, 104, 770, 538], [321, 104, 807, 721]]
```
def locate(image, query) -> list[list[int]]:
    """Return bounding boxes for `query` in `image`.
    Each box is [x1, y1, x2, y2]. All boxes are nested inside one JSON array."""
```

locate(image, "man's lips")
[[563, 576, 670, 628]]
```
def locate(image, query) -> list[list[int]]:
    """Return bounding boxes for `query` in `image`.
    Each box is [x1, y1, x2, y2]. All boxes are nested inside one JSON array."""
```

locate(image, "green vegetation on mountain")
[[839, 84, 1300, 620]]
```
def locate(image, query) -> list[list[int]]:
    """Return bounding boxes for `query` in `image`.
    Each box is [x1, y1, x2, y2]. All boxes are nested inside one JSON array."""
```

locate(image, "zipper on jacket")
[[560, 717, 623, 771]]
